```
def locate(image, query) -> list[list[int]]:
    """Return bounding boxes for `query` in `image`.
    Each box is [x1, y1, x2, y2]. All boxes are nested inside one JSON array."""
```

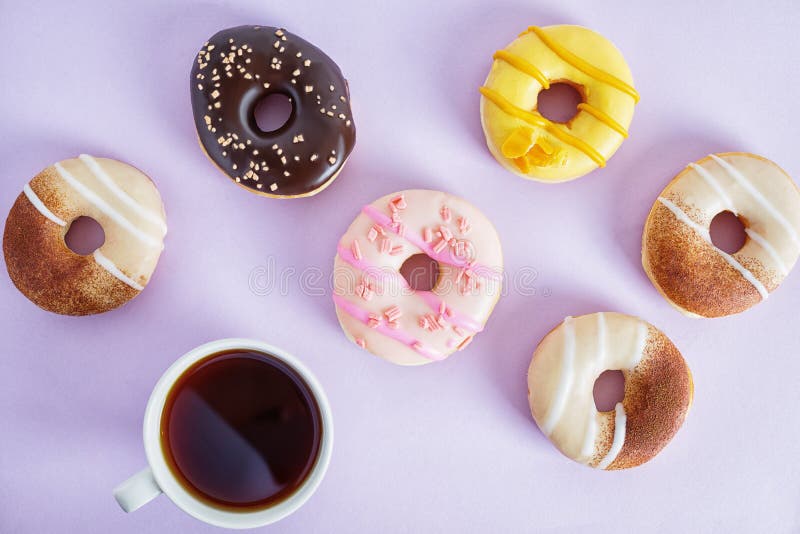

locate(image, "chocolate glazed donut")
[[191, 26, 356, 198]]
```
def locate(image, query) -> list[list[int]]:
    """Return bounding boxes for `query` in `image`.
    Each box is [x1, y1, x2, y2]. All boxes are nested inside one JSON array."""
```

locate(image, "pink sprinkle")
[[422, 227, 433, 243], [376, 224, 386, 236], [384, 305, 402, 321], [368, 314, 381, 329], [428, 313, 442, 330], [440, 205, 451, 222], [418, 316, 429, 329], [355, 338, 366, 349], [389, 244, 404, 255], [457, 335, 474, 351], [456, 268, 465, 284], [412, 341, 425, 352], [457, 216, 471, 235], [367, 227, 378, 242], [391, 194, 407, 209], [438, 301, 447, 315], [355, 283, 365, 298], [351, 239, 362, 260], [433, 238, 447, 253], [439, 225, 453, 242], [453, 326, 466, 337], [380, 237, 391, 254]]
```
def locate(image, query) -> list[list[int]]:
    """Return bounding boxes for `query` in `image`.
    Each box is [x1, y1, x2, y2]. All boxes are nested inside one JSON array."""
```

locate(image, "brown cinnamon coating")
[[191, 26, 356, 198]]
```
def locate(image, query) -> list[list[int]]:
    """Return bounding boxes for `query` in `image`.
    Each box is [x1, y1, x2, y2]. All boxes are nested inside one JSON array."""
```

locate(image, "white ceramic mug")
[[113, 338, 333, 529]]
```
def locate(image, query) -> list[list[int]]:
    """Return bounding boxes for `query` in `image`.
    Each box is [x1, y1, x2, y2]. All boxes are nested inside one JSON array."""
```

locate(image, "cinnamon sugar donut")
[[3, 155, 166, 315], [528, 313, 692, 470], [332, 190, 503, 365], [642, 152, 800, 318]]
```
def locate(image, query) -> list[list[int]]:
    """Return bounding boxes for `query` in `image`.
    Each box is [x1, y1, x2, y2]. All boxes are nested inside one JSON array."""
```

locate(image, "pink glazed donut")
[[333, 190, 503, 365]]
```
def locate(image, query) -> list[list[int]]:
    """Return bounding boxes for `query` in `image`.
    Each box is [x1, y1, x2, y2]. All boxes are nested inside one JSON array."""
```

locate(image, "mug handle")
[[114, 467, 162, 512]]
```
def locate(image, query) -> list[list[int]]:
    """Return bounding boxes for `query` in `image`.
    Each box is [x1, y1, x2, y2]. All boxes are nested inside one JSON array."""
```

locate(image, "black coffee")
[[160, 350, 322, 510]]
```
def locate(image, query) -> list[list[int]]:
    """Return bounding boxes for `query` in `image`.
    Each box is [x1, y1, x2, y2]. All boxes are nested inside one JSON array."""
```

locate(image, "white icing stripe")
[[23, 184, 66, 226], [580, 313, 605, 461], [709, 154, 799, 245], [597, 403, 626, 469], [745, 228, 789, 276], [79, 155, 167, 235], [658, 197, 769, 300], [630, 321, 648, 368], [688, 162, 733, 211], [93, 250, 144, 291], [54, 162, 161, 248], [541, 317, 575, 435]]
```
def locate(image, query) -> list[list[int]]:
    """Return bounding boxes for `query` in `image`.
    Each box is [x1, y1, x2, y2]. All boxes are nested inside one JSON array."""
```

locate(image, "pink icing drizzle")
[[336, 242, 483, 333], [361, 204, 500, 281], [332, 294, 444, 361]]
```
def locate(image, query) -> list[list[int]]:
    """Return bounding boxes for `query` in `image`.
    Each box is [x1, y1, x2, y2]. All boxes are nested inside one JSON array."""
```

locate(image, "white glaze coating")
[[27, 156, 167, 290], [529, 313, 650, 468], [540, 316, 575, 434], [333, 190, 503, 366], [54, 162, 161, 248], [708, 154, 798, 244], [78, 155, 168, 234]]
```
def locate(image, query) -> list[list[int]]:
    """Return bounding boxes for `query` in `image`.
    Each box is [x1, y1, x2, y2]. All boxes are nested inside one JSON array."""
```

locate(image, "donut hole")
[[254, 93, 293, 133], [710, 211, 747, 254], [536, 82, 583, 123], [593, 370, 625, 412], [64, 216, 105, 256], [399, 254, 440, 292]]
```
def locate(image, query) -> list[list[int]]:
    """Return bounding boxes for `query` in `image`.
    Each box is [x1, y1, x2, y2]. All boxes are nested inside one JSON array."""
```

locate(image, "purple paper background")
[[2, 1, 799, 532]]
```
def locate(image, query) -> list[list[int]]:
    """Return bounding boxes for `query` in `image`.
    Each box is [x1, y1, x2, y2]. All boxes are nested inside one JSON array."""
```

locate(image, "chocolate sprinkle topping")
[[191, 26, 356, 197]]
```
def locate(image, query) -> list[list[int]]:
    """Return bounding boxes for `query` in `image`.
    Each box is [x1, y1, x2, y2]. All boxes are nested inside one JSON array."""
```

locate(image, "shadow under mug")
[[113, 338, 334, 529]]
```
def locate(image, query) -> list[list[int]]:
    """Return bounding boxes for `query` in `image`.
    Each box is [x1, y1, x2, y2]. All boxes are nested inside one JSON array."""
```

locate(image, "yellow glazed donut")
[[3, 155, 167, 315], [528, 313, 693, 470], [480, 25, 638, 182], [642, 152, 800, 318], [333, 190, 503, 365]]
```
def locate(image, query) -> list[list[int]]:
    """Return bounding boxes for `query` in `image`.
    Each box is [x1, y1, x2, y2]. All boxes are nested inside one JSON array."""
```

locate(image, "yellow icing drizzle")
[[576, 103, 629, 138], [493, 50, 550, 89], [479, 86, 606, 167], [524, 26, 640, 103]]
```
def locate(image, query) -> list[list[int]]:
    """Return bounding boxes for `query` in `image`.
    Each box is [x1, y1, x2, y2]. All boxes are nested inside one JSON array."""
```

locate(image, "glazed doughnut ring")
[[480, 25, 638, 182], [3, 155, 166, 315], [191, 25, 356, 198], [642, 152, 800, 318], [333, 190, 503, 365], [528, 313, 693, 470]]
